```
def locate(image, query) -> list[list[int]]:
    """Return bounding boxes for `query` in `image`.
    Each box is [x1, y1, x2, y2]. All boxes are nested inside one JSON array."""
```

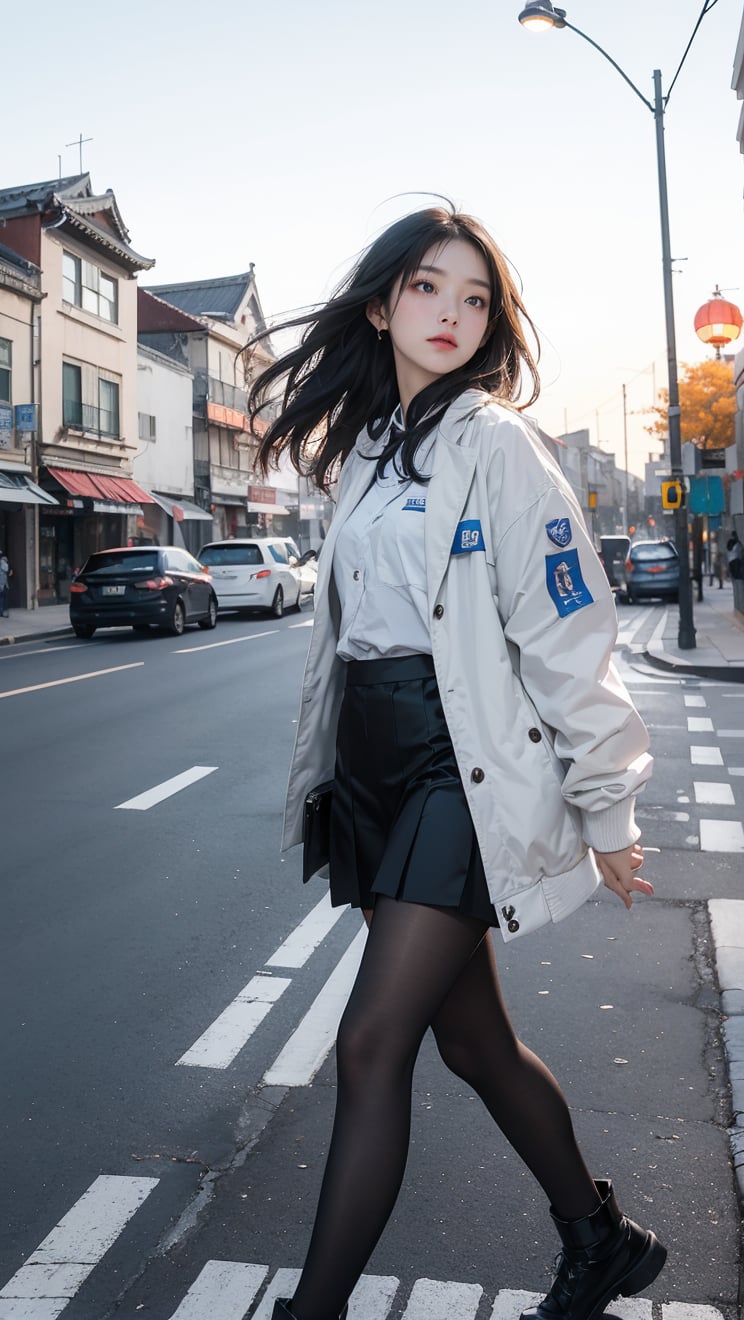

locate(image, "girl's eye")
[[412, 279, 436, 294], [466, 295, 486, 308]]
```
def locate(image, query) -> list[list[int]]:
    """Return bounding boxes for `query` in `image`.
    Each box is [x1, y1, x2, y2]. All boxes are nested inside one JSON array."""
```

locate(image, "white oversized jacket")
[[282, 390, 652, 942]]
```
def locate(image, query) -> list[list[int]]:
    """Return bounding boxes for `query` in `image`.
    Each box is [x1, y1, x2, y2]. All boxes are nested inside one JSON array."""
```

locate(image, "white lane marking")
[[177, 974, 291, 1069], [729, 767, 744, 776], [348, 1274, 400, 1318], [0, 644, 86, 662], [649, 608, 669, 647], [700, 819, 744, 853], [716, 729, 744, 737], [615, 611, 651, 647], [645, 724, 684, 731], [289, 619, 314, 629], [401, 1278, 482, 1319], [250, 1268, 300, 1319], [266, 894, 347, 969], [174, 630, 278, 653], [687, 717, 714, 732], [0, 1175, 158, 1318], [662, 1306, 727, 1320], [0, 662, 144, 701], [610, 1302, 654, 1319], [263, 926, 367, 1087], [684, 694, 707, 707], [691, 746, 724, 765], [490, 1293, 545, 1320], [694, 781, 735, 806], [168, 1262, 268, 1319], [115, 766, 218, 811]]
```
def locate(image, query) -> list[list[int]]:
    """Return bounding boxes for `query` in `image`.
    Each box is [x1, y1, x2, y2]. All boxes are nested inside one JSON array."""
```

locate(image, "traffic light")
[[588, 491, 598, 510], [661, 479, 684, 510]]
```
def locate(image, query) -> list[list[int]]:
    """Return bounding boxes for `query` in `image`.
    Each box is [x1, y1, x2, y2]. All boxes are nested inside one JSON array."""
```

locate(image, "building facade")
[[0, 175, 155, 603]]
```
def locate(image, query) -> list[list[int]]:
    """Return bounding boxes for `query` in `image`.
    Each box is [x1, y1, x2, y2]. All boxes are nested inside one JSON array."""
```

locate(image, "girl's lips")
[[428, 336, 457, 349]]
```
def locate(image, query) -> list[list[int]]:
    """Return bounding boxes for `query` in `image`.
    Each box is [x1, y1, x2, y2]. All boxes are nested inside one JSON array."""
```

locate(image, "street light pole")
[[516, 1, 717, 648]]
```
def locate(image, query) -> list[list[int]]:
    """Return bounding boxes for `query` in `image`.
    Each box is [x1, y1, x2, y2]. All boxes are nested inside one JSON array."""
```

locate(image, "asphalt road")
[[0, 602, 742, 1320]]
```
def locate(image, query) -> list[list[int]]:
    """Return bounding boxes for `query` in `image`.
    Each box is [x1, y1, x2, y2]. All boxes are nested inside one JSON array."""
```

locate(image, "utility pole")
[[65, 133, 93, 174]]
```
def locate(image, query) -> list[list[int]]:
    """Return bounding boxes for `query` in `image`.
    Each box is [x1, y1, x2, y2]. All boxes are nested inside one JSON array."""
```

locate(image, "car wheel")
[[199, 595, 218, 629], [169, 600, 186, 636], [270, 586, 284, 619], [73, 624, 96, 639]]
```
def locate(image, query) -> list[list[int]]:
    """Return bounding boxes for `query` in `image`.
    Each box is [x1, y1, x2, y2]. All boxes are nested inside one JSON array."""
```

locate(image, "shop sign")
[[14, 403, 37, 432], [0, 405, 12, 449], [247, 484, 277, 504]]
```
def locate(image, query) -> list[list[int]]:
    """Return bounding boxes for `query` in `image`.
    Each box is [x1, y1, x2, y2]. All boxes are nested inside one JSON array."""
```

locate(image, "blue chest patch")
[[545, 517, 572, 548], [545, 549, 594, 617], [451, 519, 485, 555], [402, 496, 426, 512]]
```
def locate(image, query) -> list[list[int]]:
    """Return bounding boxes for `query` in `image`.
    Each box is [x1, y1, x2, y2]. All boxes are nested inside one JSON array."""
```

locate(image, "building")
[[0, 241, 55, 609], [139, 270, 282, 542], [0, 174, 155, 603], [133, 341, 212, 553]]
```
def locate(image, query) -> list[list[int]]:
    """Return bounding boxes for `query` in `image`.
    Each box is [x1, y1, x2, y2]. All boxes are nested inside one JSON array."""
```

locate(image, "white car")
[[278, 538, 318, 596], [198, 538, 302, 617]]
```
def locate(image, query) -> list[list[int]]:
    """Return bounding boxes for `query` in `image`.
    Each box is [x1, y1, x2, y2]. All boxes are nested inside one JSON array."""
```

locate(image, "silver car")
[[198, 538, 302, 617]]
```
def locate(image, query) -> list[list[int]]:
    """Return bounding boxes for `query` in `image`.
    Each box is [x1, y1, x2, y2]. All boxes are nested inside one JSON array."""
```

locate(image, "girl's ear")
[[366, 299, 387, 333]]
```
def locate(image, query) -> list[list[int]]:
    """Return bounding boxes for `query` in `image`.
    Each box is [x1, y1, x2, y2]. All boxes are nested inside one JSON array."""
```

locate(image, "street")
[[1, 604, 742, 1320]]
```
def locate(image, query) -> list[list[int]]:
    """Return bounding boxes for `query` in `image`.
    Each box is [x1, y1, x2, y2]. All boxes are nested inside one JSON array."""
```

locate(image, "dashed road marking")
[[115, 765, 218, 811], [266, 892, 347, 969], [693, 781, 735, 806], [699, 819, 744, 853], [684, 694, 707, 707], [174, 631, 278, 653], [0, 661, 144, 700], [687, 717, 714, 733], [691, 746, 724, 766], [177, 973, 291, 1069], [0, 1175, 158, 1319], [168, 1261, 268, 1319]]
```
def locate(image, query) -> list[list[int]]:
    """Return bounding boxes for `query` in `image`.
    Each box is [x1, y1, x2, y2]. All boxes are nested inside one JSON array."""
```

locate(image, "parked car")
[[197, 538, 302, 617], [624, 539, 679, 603], [69, 546, 218, 638], [599, 535, 631, 598], [279, 538, 318, 596]]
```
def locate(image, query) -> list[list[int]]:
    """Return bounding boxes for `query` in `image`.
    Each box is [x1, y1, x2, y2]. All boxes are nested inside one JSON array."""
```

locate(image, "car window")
[[631, 542, 678, 562], [283, 539, 301, 560], [163, 549, 192, 572], [82, 551, 161, 576], [184, 553, 206, 573], [198, 544, 263, 566], [268, 543, 289, 564]]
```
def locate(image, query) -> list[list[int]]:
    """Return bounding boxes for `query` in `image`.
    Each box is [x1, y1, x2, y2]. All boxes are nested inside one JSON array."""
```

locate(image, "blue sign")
[[14, 403, 37, 432], [688, 475, 724, 517]]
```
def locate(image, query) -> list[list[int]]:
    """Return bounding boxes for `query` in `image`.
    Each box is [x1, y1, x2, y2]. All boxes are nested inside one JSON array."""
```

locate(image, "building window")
[[138, 412, 157, 441], [62, 362, 82, 426], [62, 251, 118, 323], [0, 338, 11, 403], [99, 379, 120, 437]]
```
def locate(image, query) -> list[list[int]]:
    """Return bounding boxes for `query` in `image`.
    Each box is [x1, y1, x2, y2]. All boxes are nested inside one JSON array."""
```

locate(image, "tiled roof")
[[0, 174, 154, 273], [146, 271, 254, 321]]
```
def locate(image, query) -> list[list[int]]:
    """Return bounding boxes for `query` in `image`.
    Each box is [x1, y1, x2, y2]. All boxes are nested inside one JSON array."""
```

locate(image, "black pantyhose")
[[289, 897, 599, 1320]]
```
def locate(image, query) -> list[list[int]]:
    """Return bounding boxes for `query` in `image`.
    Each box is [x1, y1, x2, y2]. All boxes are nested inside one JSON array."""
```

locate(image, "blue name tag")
[[403, 497, 426, 512], [451, 519, 485, 555], [545, 549, 594, 617]]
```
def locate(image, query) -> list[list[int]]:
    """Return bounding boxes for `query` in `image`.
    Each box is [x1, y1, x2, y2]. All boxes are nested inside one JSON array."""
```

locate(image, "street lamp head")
[[518, 2, 567, 30]]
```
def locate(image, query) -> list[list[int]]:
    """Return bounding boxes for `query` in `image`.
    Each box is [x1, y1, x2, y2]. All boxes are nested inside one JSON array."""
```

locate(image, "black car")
[[69, 546, 218, 638]]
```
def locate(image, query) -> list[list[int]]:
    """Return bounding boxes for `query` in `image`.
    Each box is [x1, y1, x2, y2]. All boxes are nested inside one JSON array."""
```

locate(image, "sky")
[[3, 0, 742, 477]]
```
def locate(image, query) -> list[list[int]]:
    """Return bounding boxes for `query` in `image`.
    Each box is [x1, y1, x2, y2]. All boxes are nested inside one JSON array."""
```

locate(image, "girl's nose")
[[439, 306, 459, 326]]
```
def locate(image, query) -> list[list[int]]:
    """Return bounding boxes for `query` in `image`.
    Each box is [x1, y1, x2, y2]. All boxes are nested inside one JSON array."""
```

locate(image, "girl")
[[247, 205, 666, 1320]]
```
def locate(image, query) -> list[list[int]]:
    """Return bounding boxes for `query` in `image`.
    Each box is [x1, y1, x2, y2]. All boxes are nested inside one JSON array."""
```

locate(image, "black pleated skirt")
[[328, 653, 499, 925]]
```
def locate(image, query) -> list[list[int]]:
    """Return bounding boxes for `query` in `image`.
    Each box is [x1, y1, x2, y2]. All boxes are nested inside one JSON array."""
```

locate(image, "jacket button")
[[507, 918, 520, 934], [353, 569, 360, 581], [434, 604, 444, 619], [528, 727, 542, 743], [471, 767, 484, 783]]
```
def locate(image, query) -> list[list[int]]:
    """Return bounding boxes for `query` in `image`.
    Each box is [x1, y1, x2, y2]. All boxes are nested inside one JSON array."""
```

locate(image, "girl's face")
[[368, 238, 492, 414]]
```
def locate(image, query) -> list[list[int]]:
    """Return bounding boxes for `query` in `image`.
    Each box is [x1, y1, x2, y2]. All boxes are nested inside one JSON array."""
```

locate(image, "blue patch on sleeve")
[[545, 517, 572, 547], [402, 497, 426, 512], [451, 519, 485, 555], [545, 549, 594, 617]]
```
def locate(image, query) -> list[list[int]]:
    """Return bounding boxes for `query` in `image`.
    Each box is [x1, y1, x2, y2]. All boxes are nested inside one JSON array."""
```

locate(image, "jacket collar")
[[353, 388, 491, 459]]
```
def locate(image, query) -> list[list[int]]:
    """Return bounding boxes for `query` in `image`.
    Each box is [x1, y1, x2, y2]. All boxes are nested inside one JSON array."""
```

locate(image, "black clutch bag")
[[302, 780, 334, 883]]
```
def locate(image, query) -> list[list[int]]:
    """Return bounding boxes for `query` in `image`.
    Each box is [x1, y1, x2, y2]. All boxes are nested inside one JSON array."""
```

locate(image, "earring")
[[377, 329, 383, 342]]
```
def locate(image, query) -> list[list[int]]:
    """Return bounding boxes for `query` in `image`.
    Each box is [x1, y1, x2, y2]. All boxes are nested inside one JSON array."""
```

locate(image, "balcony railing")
[[63, 398, 120, 439], [192, 370, 248, 415]]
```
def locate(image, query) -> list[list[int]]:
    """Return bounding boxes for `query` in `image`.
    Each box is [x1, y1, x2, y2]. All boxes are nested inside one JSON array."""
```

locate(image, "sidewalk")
[[0, 603, 73, 646], [643, 581, 744, 681]]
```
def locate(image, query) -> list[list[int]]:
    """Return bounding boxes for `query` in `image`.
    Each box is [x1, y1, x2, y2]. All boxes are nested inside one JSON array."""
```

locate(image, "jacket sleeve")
[[485, 418, 652, 853]]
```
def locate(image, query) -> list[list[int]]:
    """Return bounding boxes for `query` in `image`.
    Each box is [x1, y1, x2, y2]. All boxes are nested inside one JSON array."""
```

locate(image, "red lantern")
[[694, 286, 743, 356]]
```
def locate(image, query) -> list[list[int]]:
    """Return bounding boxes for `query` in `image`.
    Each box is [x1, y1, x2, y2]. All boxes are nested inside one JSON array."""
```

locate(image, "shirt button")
[[434, 604, 444, 619], [507, 918, 520, 934], [471, 767, 484, 783], [528, 727, 542, 743], [353, 569, 360, 581]]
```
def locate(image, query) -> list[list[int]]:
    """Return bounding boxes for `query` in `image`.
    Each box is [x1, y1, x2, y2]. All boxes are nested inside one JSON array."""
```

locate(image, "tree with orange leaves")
[[646, 358, 736, 451]]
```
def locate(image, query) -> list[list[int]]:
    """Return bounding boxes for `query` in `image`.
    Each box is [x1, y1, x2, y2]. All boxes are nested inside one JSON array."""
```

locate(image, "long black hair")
[[247, 204, 540, 490]]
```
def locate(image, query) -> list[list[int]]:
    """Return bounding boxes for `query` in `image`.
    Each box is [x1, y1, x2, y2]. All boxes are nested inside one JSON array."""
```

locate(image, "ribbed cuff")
[[580, 796, 641, 854]]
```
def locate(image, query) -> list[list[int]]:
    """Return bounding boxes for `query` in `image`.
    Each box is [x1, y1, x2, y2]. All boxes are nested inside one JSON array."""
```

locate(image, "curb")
[[709, 900, 744, 1204], [642, 647, 744, 684], [0, 626, 74, 648]]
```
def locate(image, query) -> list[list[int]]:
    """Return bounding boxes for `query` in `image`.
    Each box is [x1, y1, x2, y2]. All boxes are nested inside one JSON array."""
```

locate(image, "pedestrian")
[[726, 530, 743, 581], [247, 204, 666, 1320], [0, 548, 11, 617]]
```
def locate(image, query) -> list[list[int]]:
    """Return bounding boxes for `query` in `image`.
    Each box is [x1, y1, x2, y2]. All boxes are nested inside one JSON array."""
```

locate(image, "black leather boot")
[[520, 1179, 666, 1320], [271, 1301, 348, 1320]]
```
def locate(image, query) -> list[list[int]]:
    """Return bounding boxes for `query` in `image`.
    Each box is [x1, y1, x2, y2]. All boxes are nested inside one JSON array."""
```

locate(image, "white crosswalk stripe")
[[168, 1262, 268, 1319]]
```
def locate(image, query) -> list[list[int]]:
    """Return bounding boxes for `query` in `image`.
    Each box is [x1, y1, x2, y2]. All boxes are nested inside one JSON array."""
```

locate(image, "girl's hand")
[[593, 843, 654, 910]]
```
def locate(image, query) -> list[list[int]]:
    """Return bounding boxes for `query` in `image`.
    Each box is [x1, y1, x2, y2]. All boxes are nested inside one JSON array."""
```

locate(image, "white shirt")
[[333, 424, 436, 661]]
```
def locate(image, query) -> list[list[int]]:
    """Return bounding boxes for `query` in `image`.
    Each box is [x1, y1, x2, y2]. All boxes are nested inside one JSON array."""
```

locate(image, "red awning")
[[47, 468, 155, 504]]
